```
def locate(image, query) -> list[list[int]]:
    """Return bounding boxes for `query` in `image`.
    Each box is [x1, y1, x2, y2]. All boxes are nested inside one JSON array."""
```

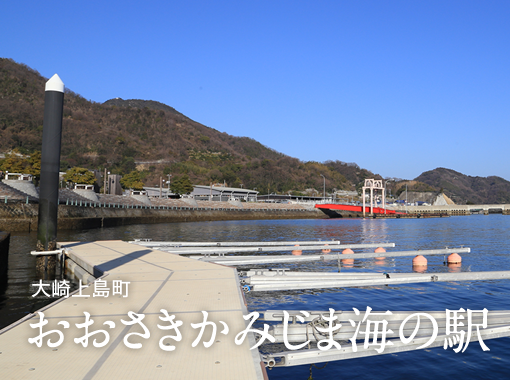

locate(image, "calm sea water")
[[1, 215, 510, 379]]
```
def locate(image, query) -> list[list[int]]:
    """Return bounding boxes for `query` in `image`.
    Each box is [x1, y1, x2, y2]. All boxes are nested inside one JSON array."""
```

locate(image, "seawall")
[[390, 204, 510, 216], [0, 203, 324, 232]]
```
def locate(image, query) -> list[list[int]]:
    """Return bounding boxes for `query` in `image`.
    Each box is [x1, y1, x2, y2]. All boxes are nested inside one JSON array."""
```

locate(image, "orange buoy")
[[412, 255, 427, 265], [413, 255, 427, 266], [447, 253, 462, 264], [322, 244, 331, 254], [374, 247, 386, 260], [341, 248, 354, 267], [412, 255, 428, 273], [292, 244, 302, 256]]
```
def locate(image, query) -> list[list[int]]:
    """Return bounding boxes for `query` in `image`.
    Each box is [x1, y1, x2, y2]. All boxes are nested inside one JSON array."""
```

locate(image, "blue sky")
[[2, 1, 509, 180]]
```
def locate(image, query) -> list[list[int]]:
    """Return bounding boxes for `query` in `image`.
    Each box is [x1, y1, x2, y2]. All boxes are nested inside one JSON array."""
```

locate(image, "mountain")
[[103, 98, 188, 119], [0, 58, 381, 193], [2, 58, 510, 204], [415, 168, 510, 204]]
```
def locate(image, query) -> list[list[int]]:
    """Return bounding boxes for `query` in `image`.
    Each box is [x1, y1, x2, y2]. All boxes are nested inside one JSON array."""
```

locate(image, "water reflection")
[[413, 264, 428, 273], [361, 218, 390, 244], [448, 262, 462, 273]]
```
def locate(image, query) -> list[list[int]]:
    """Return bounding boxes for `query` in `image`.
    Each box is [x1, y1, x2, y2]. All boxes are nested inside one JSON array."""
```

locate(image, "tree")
[[64, 167, 96, 185], [0, 149, 41, 179], [27, 150, 41, 178], [170, 174, 194, 195], [0, 149, 28, 173], [112, 157, 136, 176], [120, 170, 144, 190]]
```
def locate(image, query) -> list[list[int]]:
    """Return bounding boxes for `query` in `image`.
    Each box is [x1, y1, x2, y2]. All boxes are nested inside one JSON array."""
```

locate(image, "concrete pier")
[[0, 241, 266, 379]]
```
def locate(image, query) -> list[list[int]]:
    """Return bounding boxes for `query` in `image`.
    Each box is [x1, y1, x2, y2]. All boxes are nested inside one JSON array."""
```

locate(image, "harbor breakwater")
[[0, 203, 324, 232]]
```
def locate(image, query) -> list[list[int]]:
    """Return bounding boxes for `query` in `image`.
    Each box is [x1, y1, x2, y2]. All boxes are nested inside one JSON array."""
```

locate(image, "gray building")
[[143, 186, 173, 198], [108, 174, 123, 195], [191, 185, 258, 202]]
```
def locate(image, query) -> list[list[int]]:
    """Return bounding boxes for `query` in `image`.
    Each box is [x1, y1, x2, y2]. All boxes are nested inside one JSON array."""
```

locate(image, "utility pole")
[[320, 174, 325, 200], [405, 184, 408, 214]]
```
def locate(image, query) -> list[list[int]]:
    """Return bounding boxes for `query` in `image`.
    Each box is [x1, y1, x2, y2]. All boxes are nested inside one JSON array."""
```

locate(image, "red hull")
[[315, 203, 402, 215]]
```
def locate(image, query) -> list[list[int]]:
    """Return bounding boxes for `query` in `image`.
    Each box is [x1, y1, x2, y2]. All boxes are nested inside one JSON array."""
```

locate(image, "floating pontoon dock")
[[0, 241, 266, 380], [2, 239, 510, 378]]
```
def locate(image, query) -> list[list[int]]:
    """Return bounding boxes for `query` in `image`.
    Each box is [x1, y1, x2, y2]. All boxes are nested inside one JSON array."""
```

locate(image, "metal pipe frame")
[[241, 269, 396, 277], [30, 249, 63, 256], [320, 247, 470, 261], [157, 243, 396, 256], [161, 245, 342, 255], [267, 311, 510, 343], [193, 247, 467, 266], [195, 255, 326, 265], [131, 240, 342, 247], [263, 325, 510, 367], [245, 270, 510, 292], [242, 272, 447, 284], [260, 310, 510, 322]]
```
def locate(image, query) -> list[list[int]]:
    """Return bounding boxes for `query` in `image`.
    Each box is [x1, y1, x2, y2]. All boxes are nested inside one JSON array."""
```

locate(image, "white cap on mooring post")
[[45, 73, 64, 93]]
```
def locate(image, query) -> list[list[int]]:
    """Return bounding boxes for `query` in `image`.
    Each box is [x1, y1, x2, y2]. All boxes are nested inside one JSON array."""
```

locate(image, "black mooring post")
[[36, 74, 64, 277]]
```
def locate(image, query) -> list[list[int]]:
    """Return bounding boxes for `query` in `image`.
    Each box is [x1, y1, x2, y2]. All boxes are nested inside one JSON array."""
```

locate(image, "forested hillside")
[[0, 58, 379, 194], [416, 168, 510, 204], [3, 58, 510, 203]]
